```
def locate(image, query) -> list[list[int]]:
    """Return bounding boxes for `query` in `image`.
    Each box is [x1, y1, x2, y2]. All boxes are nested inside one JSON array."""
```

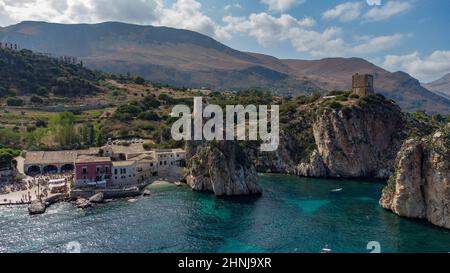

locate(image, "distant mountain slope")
[[424, 73, 450, 100], [1, 21, 449, 114], [0, 47, 100, 97]]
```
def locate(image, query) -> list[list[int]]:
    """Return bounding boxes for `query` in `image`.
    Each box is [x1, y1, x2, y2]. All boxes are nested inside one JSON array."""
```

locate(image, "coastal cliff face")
[[185, 140, 262, 196], [380, 126, 450, 229], [303, 95, 406, 178], [247, 94, 408, 179], [247, 132, 298, 174]]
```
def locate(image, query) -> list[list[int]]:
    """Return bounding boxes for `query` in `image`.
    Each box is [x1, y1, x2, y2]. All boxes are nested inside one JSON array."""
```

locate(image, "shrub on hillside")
[[138, 111, 161, 121], [30, 96, 44, 104], [6, 97, 24, 106]]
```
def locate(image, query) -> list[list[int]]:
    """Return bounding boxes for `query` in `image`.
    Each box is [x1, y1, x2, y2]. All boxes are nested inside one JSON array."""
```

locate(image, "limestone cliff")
[[303, 95, 406, 178], [380, 126, 450, 229], [246, 132, 298, 174], [185, 140, 262, 196]]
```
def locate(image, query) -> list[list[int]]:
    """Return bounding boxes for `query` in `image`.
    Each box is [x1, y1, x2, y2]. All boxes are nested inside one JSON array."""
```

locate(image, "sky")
[[0, 0, 449, 82]]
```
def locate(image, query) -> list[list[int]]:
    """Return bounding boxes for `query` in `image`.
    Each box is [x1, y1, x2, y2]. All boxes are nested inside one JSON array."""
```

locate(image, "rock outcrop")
[[247, 132, 298, 174], [185, 140, 262, 196], [298, 95, 407, 178], [89, 192, 104, 204], [297, 150, 327, 177], [28, 200, 46, 215], [380, 126, 450, 229], [142, 189, 151, 196], [75, 198, 92, 209]]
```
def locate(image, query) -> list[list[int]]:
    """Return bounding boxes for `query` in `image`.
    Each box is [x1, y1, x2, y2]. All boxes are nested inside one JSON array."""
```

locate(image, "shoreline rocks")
[[75, 198, 92, 209], [89, 192, 104, 204], [28, 200, 46, 215], [142, 190, 151, 196]]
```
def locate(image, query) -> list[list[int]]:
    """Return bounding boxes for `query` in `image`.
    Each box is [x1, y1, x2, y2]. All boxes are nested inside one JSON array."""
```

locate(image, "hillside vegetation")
[[0, 47, 101, 99], [2, 21, 449, 114]]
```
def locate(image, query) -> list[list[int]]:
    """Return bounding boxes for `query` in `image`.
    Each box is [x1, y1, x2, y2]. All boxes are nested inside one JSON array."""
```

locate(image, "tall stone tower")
[[352, 73, 374, 97]]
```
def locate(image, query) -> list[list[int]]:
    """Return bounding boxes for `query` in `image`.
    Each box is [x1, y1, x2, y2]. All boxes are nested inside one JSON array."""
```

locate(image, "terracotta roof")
[[25, 148, 98, 165], [106, 144, 147, 155], [112, 161, 135, 167], [127, 153, 155, 161], [76, 155, 111, 164]]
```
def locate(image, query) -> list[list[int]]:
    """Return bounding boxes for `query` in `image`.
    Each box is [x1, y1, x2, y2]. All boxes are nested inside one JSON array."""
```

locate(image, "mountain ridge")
[[424, 73, 450, 100], [1, 21, 449, 114]]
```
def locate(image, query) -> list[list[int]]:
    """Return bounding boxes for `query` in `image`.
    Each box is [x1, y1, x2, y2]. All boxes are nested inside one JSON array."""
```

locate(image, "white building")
[[155, 149, 186, 177], [111, 153, 158, 188]]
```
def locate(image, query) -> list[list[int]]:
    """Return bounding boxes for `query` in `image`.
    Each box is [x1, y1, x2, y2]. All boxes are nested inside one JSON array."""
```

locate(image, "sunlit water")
[[1, 174, 450, 253]]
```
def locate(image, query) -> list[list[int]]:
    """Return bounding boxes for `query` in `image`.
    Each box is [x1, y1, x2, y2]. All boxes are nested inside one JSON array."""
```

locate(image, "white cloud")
[[366, 0, 382, 6], [260, 0, 304, 12], [323, 1, 411, 23], [155, 0, 229, 41], [364, 1, 412, 22], [382, 51, 450, 82], [323, 2, 364, 22], [224, 3, 241, 12], [0, 0, 164, 26], [223, 12, 405, 57], [351, 33, 405, 54], [222, 13, 316, 47], [0, 0, 230, 41]]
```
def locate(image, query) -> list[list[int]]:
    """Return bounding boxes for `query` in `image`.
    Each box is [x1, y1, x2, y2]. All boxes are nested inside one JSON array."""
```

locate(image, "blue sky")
[[0, 0, 449, 82]]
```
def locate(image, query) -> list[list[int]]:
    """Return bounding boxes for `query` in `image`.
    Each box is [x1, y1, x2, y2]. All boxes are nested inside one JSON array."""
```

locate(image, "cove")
[[1, 174, 450, 253]]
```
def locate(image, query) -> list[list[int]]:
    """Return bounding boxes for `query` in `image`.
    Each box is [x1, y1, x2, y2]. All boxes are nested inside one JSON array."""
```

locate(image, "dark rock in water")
[[89, 192, 104, 203], [76, 198, 92, 209], [185, 140, 261, 196], [142, 190, 151, 196], [28, 200, 46, 215]]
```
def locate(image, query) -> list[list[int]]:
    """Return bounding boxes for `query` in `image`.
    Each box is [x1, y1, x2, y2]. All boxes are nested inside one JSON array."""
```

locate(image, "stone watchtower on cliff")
[[352, 73, 374, 97]]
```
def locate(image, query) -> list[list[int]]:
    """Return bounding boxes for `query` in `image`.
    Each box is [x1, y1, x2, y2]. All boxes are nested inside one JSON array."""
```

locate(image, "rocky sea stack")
[[185, 140, 261, 196], [380, 125, 450, 229], [249, 93, 409, 179], [299, 94, 406, 179]]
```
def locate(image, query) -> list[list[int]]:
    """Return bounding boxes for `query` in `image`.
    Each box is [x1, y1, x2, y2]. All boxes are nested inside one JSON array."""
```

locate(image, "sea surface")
[[1, 174, 450, 253]]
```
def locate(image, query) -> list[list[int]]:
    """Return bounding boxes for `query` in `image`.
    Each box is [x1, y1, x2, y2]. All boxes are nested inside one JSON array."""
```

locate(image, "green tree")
[[95, 129, 104, 147], [49, 112, 79, 147], [80, 123, 96, 145], [0, 148, 20, 169], [134, 76, 146, 85]]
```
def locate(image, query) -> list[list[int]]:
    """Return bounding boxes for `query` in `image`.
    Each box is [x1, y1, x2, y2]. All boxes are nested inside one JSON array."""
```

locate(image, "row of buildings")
[[23, 144, 186, 189]]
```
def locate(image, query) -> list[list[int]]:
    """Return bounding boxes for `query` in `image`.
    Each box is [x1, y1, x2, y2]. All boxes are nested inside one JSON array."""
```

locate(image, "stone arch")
[[61, 164, 74, 173], [27, 165, 41, 175], [43, 165, 58, 174]]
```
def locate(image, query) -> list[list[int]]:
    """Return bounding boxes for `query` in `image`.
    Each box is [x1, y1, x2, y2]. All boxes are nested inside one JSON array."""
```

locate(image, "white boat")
[[321, 248, 332, 253], [331, 188, 343, 192]]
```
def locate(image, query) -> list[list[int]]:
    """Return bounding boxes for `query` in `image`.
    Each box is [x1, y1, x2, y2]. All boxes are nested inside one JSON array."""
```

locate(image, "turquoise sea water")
[[1, 174, 450, 253]]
